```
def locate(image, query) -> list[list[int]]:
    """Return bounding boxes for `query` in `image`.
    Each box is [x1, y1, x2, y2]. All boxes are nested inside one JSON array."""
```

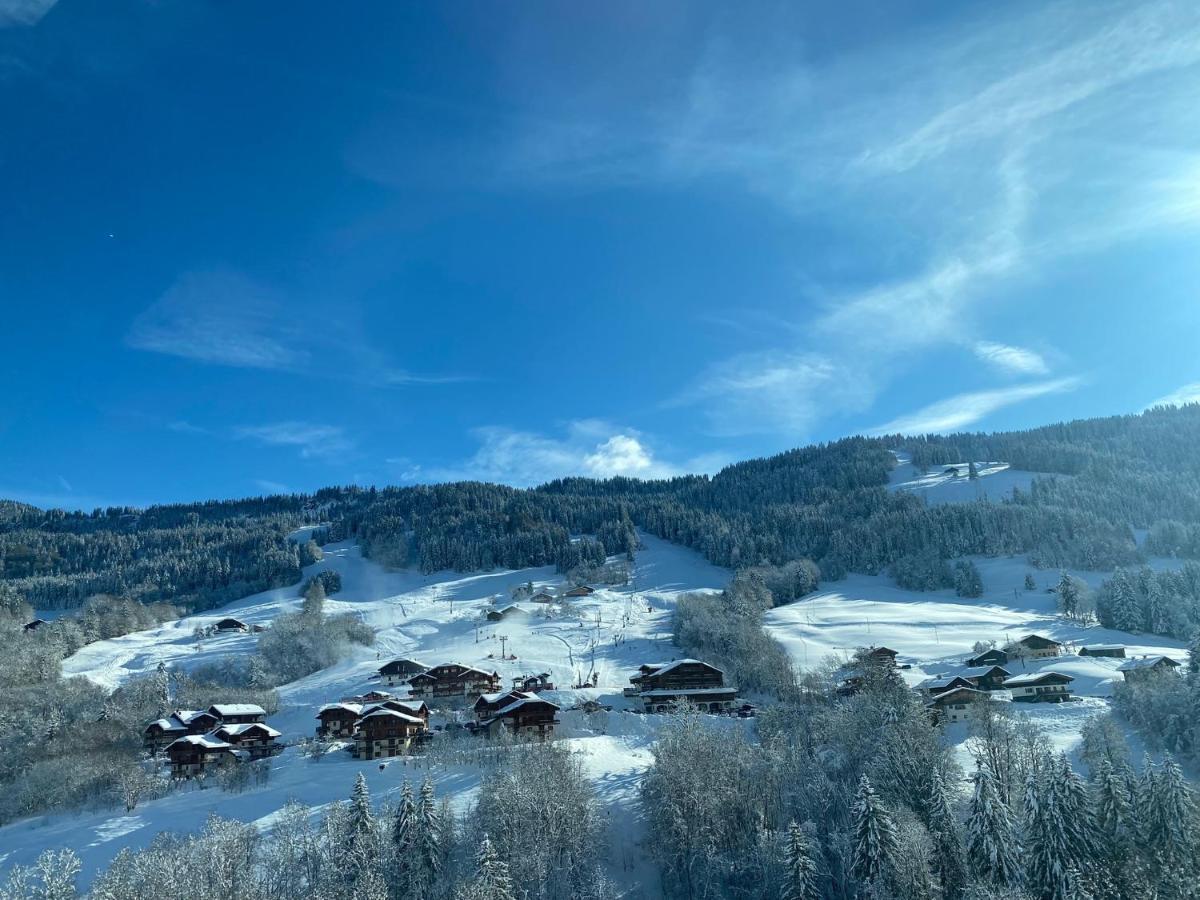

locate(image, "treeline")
[[641, 668, 1200, 899], [1094, 564, 1200, 639], [1, 746, 613, 900], [0, 593, 279, 826], [10, 406, 1200, 613]]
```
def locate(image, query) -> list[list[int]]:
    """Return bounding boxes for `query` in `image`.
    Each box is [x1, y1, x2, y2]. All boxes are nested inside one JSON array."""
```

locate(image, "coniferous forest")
[[7, 405, 1200, 624], [5, 406, 1200, 899]]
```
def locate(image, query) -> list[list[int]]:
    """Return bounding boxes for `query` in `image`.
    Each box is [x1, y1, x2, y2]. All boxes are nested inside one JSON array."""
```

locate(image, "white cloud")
[[234, 422, 353, 460], [1146, 381, 1200, 409], [871, 377, 1083, 436], [128, 269, 309, 371], [129, 268, 470, 386], [675, 351, 875, 438], [0, 0, 56, 27], [973, 341, 1050, 376], [419, 421, 722, 488]]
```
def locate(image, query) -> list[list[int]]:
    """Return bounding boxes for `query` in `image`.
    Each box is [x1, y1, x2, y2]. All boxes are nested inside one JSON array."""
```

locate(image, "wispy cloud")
[[973, 341, 1050, 376], [467, 2, 1200, 440], [0, 0, 56, 27], [128, 268, 470, 387], [234, 422, 354, 461], [1147, 381, 1200, 409], [871, 377, 1083, 436], [412, 420, 726, 488], [674, 351, 874, 438], [128, 269, 310, 371]]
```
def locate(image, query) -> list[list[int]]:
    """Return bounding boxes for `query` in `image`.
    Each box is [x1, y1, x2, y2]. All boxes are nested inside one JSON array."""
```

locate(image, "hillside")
[[4, 406, 1200, 897]]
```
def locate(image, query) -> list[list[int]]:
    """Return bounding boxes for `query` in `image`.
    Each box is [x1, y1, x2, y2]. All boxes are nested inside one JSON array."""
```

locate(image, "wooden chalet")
[[563, 585, 595, 598], [353, 708, 427, 760], [628, 659, 737, 713], [863, 646, 899, 667], [965, 647, 1008, 667], [356, 690, 394, 703], [211, 722, 281, 759], [23, 618, 49, 633], [475, 693, 560, 739], [926, 686, 992, 724], [474, 690, 531, 722], [1006, 671, 1074, 702], [407, 663, 501, 702], [316, 697, 429, 740], [531, 592, 556, 603], [1003, 634, 1063, 659], [513, 672, 554, 692], [316, 702, 364, 739], [207, 703, 266, 724], [1117, 655, 1181, 680], [214, 617, 248, 633], [1078, 644, 1126, 658], [378, 658, 428, 686], [917, 675, 975, 697], [143, 709, 220, 752], [486, 604, 530, 623], [955, 664, 1011, 691], [164, 734, 246, 778]]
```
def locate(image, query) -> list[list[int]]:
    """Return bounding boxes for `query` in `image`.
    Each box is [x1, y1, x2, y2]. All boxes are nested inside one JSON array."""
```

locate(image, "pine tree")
[[966, 763, 1022, 887], [926, 769, 967, 900], [349, 771, 374, 848], [412, 775, 443, 890], [1025, 573, 1037, 592], [852, 774, 898, 889], [1024, 764, 1071, 900], [393, 780, 416, 850], [781, 821, 819, 900], [1052, 755, 1097, 860], [1057, 572, 1079, 618], [1147, 754, 1197, 868], [459, 835, 516, 900], [1106, 568, 1141, 633]]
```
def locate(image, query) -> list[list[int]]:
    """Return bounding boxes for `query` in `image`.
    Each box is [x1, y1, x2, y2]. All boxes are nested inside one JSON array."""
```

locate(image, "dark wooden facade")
[[965, 648, 1008, 667], [407, 663, 501, 701], [353, 709, 427, 760], [629, 659, 736, 713], [378, 658, 428, 686], [477, 695, 559, 738]]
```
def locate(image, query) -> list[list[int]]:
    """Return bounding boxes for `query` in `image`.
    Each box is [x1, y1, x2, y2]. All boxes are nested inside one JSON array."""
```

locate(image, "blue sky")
[[3, 0, 1200, 508]]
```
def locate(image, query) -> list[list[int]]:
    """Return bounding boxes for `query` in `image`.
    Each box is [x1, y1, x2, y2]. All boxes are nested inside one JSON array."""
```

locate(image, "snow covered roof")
[[1005, 634, 1063, 649], [641, 659, 718, 678], [477, 690, 533, 706], [926, 686, 991, 705], [1004, 671, 1074, 687], [360, 708, 425, 725], [217, 723, 281, 738], [1081, 644, 1124, 652], [146, 717, 188, 733], [918, 675, 973, 691], [953, 665, 1011, 679], [209, 703, 266, 718], [1117, 655, 1180, 672], [317, 702, 363, 716], [491, 693, 559, 718], [166, 734, 233, 751]]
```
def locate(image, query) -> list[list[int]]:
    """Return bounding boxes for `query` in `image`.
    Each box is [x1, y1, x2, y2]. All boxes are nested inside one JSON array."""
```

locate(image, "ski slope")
[[3, 532, 729, 888], [3, 502, 1189, 889]]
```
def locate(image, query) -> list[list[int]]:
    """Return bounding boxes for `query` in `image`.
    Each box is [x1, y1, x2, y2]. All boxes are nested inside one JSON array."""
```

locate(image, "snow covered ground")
[[3, 532, 729, 888], [2, 488, 1189, 888], [887, 451, 1047, 505]]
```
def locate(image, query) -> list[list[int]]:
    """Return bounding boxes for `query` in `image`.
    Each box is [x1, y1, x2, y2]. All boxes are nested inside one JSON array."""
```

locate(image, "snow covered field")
[[2, 532, 729, 887], [887, 452, 1046, 505], [1, 463, 1189, 888]]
